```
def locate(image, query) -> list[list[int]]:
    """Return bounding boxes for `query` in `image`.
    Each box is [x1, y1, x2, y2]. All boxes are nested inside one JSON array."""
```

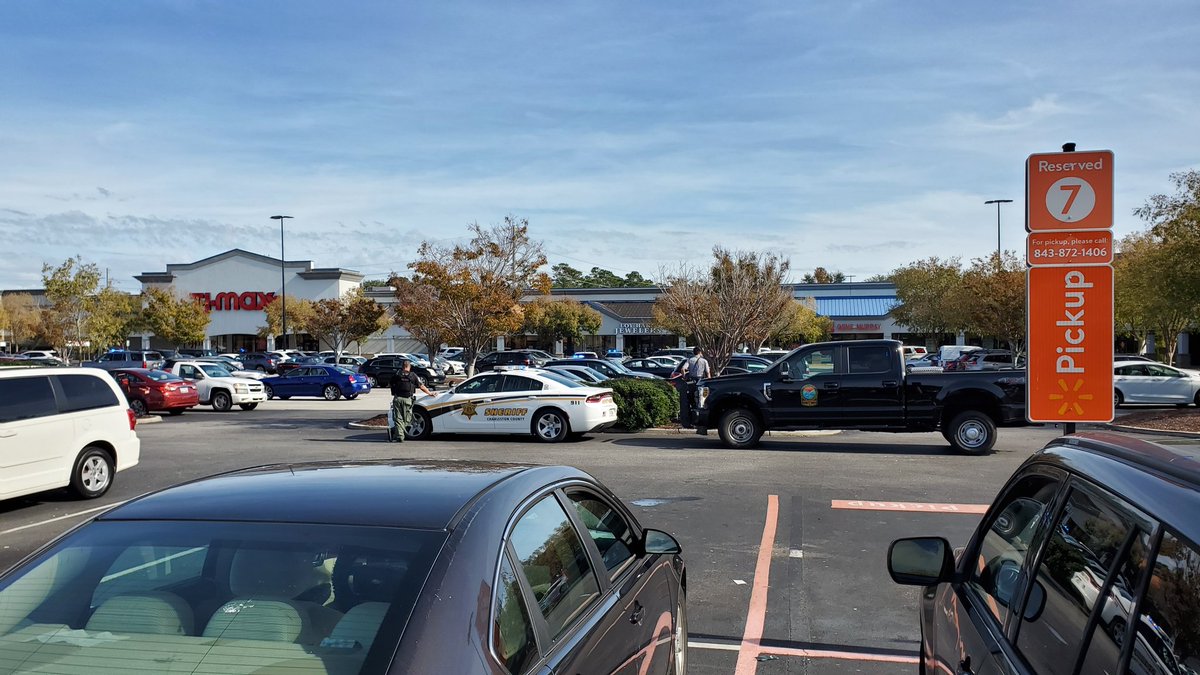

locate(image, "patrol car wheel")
[[408, 409, 432, 440], [533, 409, 570, 443]]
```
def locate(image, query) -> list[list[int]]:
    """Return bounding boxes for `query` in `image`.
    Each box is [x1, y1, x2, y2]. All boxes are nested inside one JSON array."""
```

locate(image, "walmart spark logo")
[[1048, 379, 1093, 416]]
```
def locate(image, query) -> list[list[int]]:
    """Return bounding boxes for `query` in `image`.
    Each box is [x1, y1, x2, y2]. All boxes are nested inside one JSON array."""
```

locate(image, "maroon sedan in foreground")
[[111, 367, 199, 416]]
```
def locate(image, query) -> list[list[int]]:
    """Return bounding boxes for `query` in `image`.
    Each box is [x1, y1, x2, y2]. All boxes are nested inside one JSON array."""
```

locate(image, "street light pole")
[[984, 199, 1013, 267], [270, 215, 293, 349]]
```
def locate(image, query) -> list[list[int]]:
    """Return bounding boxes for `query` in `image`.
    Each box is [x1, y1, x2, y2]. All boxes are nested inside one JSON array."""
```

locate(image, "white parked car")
[[407, 367, 619, 442], [439, 347, 465, 360], [164, 361, 269, 411], [1113, 360, 1200, 407], [0, 368, 140, 501], [19, 350, 63, 362]]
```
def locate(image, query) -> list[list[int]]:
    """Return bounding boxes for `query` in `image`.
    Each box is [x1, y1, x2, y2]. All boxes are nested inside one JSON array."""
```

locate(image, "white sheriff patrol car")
[[407, 367, 619, 442]]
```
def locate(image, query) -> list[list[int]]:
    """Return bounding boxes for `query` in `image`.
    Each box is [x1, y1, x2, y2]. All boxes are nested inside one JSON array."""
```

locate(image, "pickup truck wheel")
[[239, 403, 258, 410], [323, 384, 342, 400], [946, 411, 996, 455], [70, 447, 114, 499], [212, 390, 233, 412], [719, 408, 762, 449]]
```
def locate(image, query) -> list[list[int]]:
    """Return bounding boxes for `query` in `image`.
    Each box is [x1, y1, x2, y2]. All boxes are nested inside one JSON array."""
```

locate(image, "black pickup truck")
[[692, 339, 1027, 454]]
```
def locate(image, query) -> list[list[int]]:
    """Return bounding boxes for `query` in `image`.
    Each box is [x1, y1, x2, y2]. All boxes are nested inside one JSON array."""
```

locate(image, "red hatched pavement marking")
[[733, 494, 779, 675], [831, 499, 988, 514]]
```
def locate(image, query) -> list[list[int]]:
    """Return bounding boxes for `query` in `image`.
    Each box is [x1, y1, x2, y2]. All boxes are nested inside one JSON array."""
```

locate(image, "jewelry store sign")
[[618, 323, 665, 335]]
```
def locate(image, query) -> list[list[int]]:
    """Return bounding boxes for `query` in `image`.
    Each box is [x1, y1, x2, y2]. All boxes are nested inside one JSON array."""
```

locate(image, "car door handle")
[[629, 601, 645, 625], [882, 380, 898, 387], [0, 430, 15, 438], [823, 382, 840, 390]]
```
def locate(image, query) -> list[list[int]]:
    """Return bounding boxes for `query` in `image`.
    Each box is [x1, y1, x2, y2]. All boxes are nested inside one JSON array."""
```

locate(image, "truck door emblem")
[[801, 384, 818, 406]]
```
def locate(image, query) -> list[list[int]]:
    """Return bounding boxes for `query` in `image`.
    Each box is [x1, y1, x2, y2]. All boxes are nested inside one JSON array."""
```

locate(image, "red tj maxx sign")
[[191, 291, 277, 312]]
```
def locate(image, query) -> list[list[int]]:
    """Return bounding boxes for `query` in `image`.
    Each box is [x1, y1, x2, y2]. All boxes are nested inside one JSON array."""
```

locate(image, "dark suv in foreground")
[[889, 431, 1200, 675]]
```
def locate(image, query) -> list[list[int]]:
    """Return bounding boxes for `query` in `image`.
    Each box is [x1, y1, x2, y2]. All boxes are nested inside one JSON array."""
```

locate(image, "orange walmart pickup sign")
[[1026, 265, 1114, 423], [1027, 230, 1114, 267], [1026, 150, 1114, 232]]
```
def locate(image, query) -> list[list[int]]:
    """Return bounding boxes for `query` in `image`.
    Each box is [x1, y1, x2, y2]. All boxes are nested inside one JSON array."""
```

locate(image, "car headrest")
[[229, 549, 321, 599], [346, 561, 406, 603], [87, 592, 194, 636]]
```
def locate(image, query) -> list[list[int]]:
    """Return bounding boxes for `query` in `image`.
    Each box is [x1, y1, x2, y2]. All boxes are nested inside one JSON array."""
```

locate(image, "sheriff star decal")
[[462, 401, 478, 420]]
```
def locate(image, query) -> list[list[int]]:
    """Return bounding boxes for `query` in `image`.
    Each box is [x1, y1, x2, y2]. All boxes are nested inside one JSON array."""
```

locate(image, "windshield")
[[143, 370, 179, 382], [0, 519, 446, 675], [198, 364, 232, 377], [539, 371, 585, 388]]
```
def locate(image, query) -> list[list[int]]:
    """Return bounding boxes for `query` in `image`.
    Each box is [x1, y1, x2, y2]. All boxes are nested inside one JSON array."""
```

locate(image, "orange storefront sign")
[[1026, 265, 1114, 423], [1026, 150, 1113, 232], [1027, 230, 1114, 267]]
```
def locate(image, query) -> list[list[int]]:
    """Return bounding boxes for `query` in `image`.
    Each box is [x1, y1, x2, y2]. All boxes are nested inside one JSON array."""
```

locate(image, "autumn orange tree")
[[258, 294, 315, 347], [305, 287, 388, 353], [764, 298, 832, 351], [652, 247, 793, 374], [397, 216, 551, 375], [890, 256, 968, 339]]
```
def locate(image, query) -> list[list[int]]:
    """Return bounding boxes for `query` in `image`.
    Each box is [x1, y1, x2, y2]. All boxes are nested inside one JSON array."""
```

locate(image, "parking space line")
[[733, 494, 779, 675], [831, 499, 988, 514], [0, 501, 128, 537], [758, 645, 920, 664]]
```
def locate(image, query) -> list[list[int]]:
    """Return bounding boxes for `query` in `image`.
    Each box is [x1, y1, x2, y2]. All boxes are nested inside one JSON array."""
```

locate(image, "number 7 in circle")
[[1059, 183, 1081, 215]]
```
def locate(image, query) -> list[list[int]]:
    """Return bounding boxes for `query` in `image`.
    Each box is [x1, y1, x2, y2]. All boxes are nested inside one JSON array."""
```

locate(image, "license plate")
[[180, 387, 191, 392]]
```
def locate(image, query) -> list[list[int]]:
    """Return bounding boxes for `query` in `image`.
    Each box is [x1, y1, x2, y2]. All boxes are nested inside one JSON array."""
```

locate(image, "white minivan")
[[0, 368, 141, 501]]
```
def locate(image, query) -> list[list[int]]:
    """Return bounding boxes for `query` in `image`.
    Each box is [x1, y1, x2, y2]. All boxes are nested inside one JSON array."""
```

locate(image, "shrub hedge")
[[608, 378, 678, 431]]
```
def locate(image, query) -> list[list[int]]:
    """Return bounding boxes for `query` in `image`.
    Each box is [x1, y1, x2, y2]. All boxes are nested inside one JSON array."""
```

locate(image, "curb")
[[1101, 423, 1200, 438], [624, 428, 842, 437], [347, 422, 384, 430], [137, 415, 163, 425]]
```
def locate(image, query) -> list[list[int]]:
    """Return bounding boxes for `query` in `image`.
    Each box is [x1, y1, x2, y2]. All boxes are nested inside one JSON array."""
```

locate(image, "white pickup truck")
[[164, 361, 268, 412]]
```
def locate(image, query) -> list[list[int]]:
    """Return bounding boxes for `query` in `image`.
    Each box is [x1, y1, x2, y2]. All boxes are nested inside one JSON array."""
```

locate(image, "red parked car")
[[111, 368, 199, 416]]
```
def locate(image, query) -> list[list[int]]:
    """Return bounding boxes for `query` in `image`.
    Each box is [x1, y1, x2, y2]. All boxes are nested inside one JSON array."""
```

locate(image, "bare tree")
[[652, 248, 793, 373]]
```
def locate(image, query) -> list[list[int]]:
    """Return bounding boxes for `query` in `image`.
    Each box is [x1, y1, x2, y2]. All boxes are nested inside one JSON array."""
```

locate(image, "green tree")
[[86, 287, 143, 351], [1129, 170, 1200, 362], [766, 298, 833, 350], [521, 298, 603, 349], [801, 267, 846, 284], [890, 257, 968, 337], [41, 257, 102, 360], [407, 216, 551, 375], [550, 263, 655, 288], [961, 252, 1026, 357], [1114, 231, 1197, 362], [142, 287, 212, 347], [360, 279, 390, 289], [305, 288, 388, 353], [652, 248, 793, 373], [550, 263, 587, 288]]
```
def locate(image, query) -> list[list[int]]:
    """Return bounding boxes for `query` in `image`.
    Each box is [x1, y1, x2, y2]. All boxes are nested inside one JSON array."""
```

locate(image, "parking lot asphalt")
[[0, 390, 1170, 674]]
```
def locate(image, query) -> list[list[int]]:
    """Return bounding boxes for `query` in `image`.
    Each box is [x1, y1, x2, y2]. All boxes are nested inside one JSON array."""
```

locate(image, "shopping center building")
[[134, 249, 363, 352], [132, 249, 913, 354]]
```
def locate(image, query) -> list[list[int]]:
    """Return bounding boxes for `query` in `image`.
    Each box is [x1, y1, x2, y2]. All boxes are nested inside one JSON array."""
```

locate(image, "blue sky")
[[1, 1, 1198, 290]]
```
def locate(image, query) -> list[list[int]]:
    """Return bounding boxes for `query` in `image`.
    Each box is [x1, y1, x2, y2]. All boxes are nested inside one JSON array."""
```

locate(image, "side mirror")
[[887, 537, 954, 586], [1023, 580, 1047, 621], [779, 361, 792, 381], [640, 528, 682, 556]]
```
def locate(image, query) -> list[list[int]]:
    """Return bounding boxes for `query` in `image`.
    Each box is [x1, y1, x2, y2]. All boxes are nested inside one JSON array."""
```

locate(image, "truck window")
[[784, 347, 837, 380], [848, 346, 893, 374]]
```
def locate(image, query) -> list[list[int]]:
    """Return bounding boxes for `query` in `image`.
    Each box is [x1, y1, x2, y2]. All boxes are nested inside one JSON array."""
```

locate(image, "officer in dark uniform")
[[389, 360, 433, 442]]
